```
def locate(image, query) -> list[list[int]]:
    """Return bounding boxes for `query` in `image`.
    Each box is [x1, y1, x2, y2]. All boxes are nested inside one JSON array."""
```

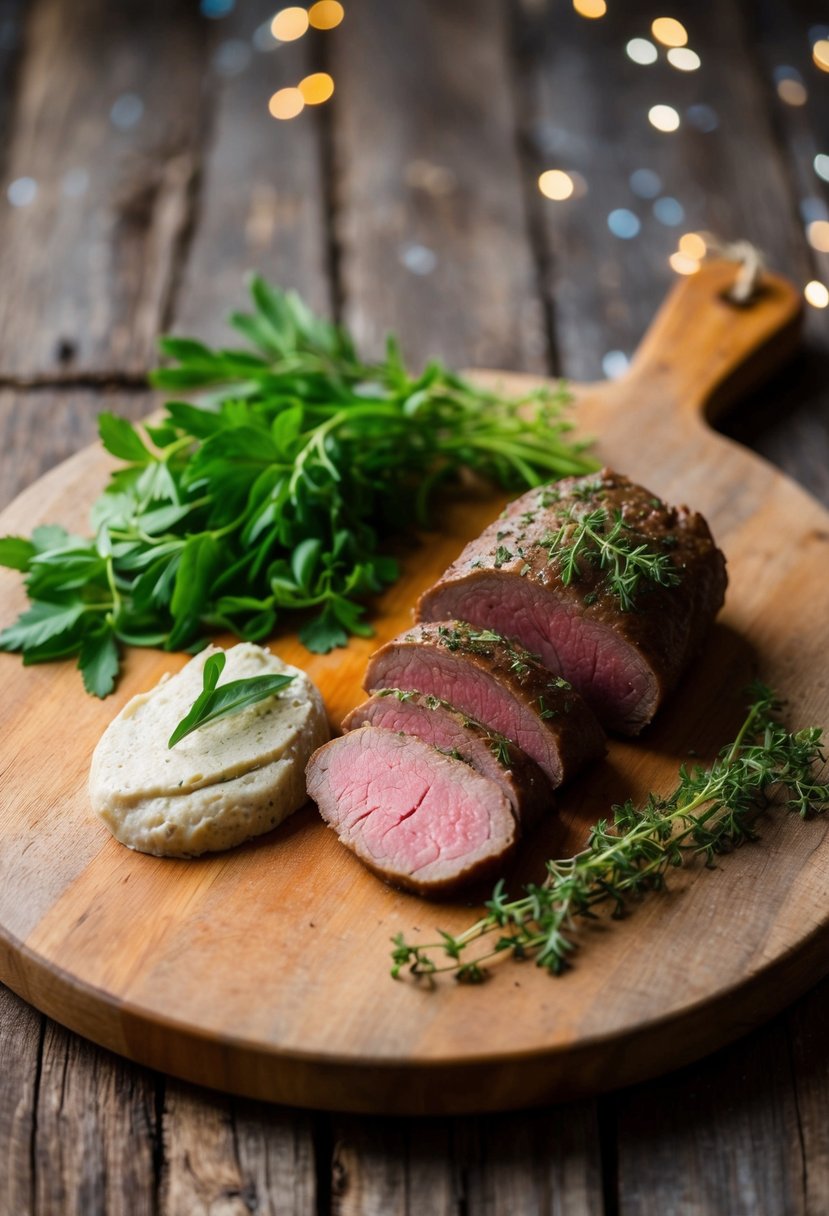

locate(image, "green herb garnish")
[[541, 506, 681, 611], [391, 684, 829, 982], [167, 651, 294, 748], [0, 277, 595, 696]]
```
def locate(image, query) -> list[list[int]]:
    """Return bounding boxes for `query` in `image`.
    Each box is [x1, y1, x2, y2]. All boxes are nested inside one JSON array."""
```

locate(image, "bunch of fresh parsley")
[[0, 277, 595, 697]]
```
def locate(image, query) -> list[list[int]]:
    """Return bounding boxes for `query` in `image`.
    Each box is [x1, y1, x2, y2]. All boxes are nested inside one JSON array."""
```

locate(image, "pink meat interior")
[[419, 576, 657, 729], [366, 647, 562, 783], [319, 733, 509, 880]]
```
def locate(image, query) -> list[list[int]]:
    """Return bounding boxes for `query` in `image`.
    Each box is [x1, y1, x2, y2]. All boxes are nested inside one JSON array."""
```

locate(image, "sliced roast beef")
[[342, 690, 551, 827], [305, 726, 518, 895], [416, 469, 727, 735], [363, 621, 604, 787]]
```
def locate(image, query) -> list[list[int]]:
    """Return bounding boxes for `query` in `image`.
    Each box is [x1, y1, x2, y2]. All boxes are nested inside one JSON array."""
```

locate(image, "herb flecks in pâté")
[[390, 685, 829, 983], [0, 278, 596, 696]]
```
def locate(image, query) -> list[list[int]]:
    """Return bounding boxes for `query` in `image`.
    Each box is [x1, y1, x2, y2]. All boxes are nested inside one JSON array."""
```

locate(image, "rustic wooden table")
[[1, 0, 827, 1211]]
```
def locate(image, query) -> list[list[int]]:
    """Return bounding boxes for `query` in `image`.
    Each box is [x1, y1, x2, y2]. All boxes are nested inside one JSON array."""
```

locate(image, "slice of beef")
[[416, 469, 727, 735], [305, 726, 518, 896], [342, 690, 551, 828], [363, 621, 604, 787]]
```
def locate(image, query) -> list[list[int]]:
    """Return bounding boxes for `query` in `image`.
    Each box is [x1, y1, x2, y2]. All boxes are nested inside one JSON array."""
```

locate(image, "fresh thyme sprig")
[[390, 684, 829, 983], [542, 506, 680, 611], [0, 277, 596, 696]]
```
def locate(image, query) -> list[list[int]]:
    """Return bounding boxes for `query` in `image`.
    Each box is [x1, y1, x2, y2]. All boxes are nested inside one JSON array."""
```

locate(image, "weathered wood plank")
[[464, 1105, 605, 1216], [787, 978, 829, 1216], [514, 0, 815, 381], [0, 0, 207, 381], [160, 1082, 316, 1216], [330, 1117, 456, 1216], [0, 985, 40, 1216], [32, 1022, 158, 1216], [331, 0, 547, 372], [0, 389, 152, 510], [329, 1104, 604, 1216], [172, 0, 332, 343], [0, 1, 26, 183], [614, 1020, 806, 1216]]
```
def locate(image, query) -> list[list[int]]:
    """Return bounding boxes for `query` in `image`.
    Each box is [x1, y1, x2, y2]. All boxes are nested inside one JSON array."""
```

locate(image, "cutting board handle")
[[624, 258, 803, 424]]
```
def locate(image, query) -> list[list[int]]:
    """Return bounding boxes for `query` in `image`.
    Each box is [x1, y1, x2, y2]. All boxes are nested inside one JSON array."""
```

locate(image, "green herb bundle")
[[0, 278, 595, 696], [391, 685, 829, 983]]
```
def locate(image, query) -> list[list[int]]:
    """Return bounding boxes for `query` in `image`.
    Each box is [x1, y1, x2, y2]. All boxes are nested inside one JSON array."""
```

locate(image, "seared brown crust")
[[416, 469, 727, 733], [363, 621, 605, 786], [342, 690, 552, 829]]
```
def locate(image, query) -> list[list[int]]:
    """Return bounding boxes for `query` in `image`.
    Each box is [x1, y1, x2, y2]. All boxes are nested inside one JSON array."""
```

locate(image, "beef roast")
[[342, 690, 551, 827], [363, 621, 605, 786], [305, 726, 518, 895], [416, 470, 727, 734]]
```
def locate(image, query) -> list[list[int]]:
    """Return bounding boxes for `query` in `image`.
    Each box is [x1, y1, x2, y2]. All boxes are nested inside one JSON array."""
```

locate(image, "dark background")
[[0, 0, 828, 1212]]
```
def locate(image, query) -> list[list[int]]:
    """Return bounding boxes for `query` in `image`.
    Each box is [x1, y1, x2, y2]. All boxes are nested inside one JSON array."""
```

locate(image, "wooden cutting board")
[[1, 260, 827, 1116]]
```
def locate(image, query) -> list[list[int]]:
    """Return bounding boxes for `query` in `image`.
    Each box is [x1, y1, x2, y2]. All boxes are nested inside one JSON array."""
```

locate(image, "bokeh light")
[[629, 168, 662, 198], [538, 169, 575, 200], [271, 6, 309, 41], [813, 39, 829, 72], [678, 232, 707, 259], [804, 280, 829, 309], [299, 72, 335, 105], [687, 103, 719, 132], [399, 244, 438, 276], [777, 78, 808, 106], [651, 17, 688, 47], [7, 177, 37, 207], [626, 38, 658, 65], [653, 197, 684, 226], [602, 350, 630, 379], [607, 209, 641, 239], [667, 47, 701, 71], [309, 1, 345, 30], [573, 0, 607, 18], [669, 251, 700, 275], [269, 87, 305, 119], [815, 153, 829, 183], [807, 221, 829, 253], [649, 104, 680, 132], [110, 93, 144, 130]]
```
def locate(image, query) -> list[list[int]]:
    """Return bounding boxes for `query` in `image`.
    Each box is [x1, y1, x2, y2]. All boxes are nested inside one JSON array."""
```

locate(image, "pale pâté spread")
[[89, 643, 329, 857]]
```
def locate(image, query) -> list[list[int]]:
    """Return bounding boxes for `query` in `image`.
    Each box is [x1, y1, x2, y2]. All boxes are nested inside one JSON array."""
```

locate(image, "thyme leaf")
[[390, 684, 829, 983]]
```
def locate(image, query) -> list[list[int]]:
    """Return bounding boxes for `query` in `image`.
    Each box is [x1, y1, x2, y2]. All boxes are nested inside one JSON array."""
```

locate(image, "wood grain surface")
[[0, 260, 826, 1116]]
